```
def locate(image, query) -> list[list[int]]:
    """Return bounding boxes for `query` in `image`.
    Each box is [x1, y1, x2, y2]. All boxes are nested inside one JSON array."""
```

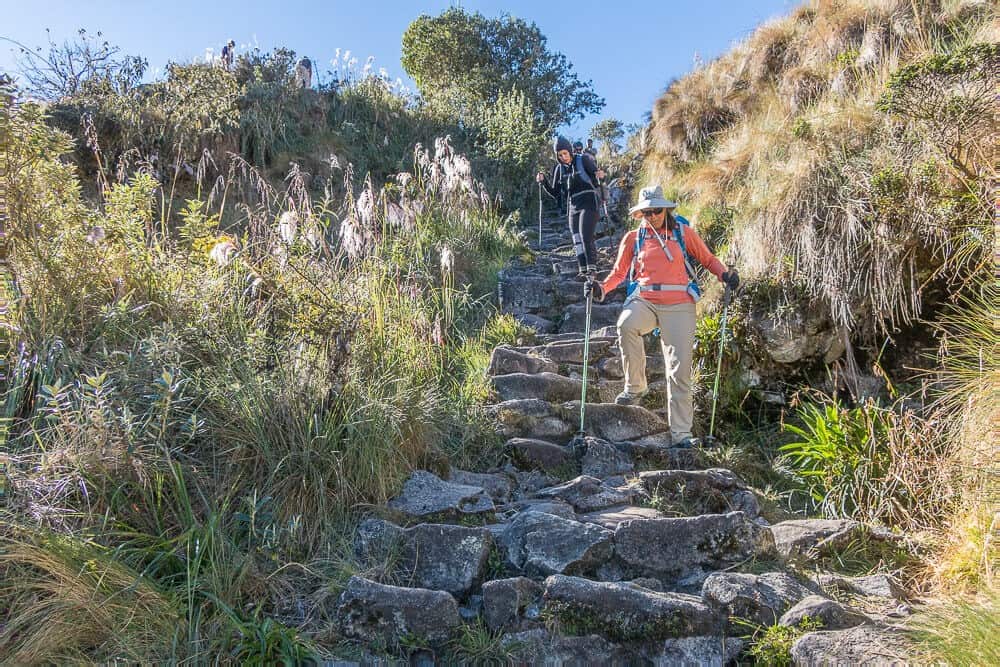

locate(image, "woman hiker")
[[585, 185, 740, 448], [537, 136, 605, 275]]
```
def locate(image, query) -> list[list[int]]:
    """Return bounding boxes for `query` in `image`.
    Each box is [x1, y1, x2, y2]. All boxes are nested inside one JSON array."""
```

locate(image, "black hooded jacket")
[[541, 152, 600, 209]]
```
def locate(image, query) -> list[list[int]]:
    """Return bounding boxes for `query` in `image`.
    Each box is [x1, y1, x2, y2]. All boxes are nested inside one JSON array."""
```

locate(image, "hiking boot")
[[614, 389, 648, 406], [672, 436, 701, 449]]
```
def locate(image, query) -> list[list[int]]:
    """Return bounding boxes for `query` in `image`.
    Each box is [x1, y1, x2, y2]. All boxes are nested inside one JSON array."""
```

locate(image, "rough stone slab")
[[815, 573, 906, 600], [702, 571, 819, 627], [482, 577, 543, 632], [619, 438, 708, 470], [536, 333, 618, 345], [561, 402, 669, 441], [534, 475, 634, 513], [337, 576, 460, 644], [387, 470, 494, 520], [499, 511, 613, 576], [449, 469, 513, 504], [508, 499, 577, 520], [791, 624, 910, 666], [770, 519, 863, 558], [498, 272, 556, 314], [581, 437, 635, 478], [504, 466, 558, 497], [780, 595, 869, 630], [500, 628, 639, 665], [654, 636, 746, 667], [542, 575, 723, 641], [528, 340, 613, 364], [596, 352, 666, 381], [638, 468, 760, 517], [493, 399, 573, 441], [615, 512, 777, 584], [487, 346, 558, 377], [515, 313, 555, 334], [505, 437, 571, 471], [578, 505, 665, 530], [559, 303, 622, 334], [493, 372, 583, 402], [354, 519, 494, 596]]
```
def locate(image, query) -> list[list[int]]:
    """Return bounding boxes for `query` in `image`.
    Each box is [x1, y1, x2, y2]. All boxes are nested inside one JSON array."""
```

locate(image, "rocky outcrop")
[[702, 571, 818, 626], [542, 575, 722, 641], [497, 511, 613, 576], [354, 519, 493, 596], [638, 468, 760, 517], [337, 576, 461, 644], [387, 470, 494, 521], [791, 624, 910, 666], [780, 595, 869, 630], [614, 512, 777, 585]]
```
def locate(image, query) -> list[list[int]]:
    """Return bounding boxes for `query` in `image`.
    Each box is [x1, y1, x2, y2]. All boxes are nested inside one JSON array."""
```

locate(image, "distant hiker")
[[585, 185, 739, 448], [572, 140, 584, 155], [295, 57, 313, 89], [585, 139, 598, 158], [537, 136, 606, 274], [221, 40, 236, 71]]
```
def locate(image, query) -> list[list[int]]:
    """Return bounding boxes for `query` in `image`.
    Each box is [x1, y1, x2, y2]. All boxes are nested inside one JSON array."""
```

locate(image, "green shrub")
[[738, 617, 823, 667]]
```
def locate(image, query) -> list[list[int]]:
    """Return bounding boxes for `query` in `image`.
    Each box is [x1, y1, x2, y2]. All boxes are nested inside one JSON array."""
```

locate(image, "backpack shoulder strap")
[[628, 225, 646, 284], [673, 223, 698, 281], [573, 153, 595, 188]]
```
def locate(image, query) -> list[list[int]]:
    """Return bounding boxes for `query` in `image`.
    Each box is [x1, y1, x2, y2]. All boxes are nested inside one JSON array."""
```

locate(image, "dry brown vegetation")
[[644, 0, 998, 604]]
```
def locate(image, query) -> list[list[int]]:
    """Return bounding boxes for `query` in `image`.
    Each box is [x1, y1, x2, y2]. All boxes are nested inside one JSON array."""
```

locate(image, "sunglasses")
[[641, 208, 665, 217]]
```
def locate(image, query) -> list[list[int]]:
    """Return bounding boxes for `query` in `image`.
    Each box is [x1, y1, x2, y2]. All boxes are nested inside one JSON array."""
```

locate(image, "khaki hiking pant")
[[617, 297, 696, 442]]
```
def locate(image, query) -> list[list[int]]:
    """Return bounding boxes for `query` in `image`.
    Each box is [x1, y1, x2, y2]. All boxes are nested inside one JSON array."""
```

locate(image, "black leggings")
[[568, 202, 599, 272]]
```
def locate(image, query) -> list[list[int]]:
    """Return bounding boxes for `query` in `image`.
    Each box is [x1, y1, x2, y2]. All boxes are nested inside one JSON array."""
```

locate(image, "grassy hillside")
[[0, 52, 533, 661], [642, 0, 997, 659]]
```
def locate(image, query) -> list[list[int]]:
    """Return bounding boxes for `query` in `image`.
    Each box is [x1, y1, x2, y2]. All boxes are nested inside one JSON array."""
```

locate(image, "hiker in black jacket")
[[537, 136, 606, 274]]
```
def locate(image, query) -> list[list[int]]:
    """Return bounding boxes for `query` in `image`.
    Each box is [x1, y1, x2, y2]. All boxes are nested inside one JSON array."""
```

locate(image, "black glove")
[[584, 279, 604, 302], [721, 270, 740, 290]]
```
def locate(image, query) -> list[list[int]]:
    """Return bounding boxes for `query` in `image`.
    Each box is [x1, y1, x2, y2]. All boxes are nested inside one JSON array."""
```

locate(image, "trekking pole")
[[578, 285, 594, 436], [537, 182, 543, 249], [706, 284, 732, 445]]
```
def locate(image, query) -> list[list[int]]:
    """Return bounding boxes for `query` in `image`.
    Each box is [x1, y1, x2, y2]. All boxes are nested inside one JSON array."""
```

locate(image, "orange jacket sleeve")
[[683, 225, 726, 280], [600, 230, 636, 294]]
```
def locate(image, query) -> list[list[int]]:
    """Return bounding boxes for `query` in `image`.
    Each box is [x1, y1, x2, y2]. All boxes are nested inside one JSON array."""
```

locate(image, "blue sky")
[[0, 0, 796, 137]]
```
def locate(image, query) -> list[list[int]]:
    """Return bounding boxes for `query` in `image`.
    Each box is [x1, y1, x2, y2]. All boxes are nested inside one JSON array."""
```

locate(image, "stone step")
[[386, 470, 495, 522], [637, 468, 761, 518], [354, 519, 494, 596], [487, 346, 558, 376], [558, 303, 624, 333], [492, 371, 586, 403], [613, 512, 776, 587], [542, 575, 724, 642], [565, 401, 669, 442], [497, 509, 613, 577], [336, 576, 461, 645]]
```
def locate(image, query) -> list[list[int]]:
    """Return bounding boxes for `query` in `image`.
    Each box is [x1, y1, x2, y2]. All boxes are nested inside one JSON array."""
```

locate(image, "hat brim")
[[629, 198, 678, 218]]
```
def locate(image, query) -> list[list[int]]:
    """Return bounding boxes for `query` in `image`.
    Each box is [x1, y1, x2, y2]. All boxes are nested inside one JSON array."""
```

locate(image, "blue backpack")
[[626, 214, 701, 301]]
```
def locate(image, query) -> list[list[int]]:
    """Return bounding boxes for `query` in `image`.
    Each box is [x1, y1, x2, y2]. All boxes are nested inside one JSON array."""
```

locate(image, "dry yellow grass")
[[644, 0, 998, 596]]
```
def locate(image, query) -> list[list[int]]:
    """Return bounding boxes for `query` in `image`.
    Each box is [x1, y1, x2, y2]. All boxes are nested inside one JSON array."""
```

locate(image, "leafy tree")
[[591, 117, 625, 156], [476, 87, 548, 207], [401, 8, 604, 128]]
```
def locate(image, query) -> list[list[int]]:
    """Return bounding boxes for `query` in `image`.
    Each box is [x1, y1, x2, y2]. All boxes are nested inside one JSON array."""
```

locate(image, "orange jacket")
[[600, 221, 726, 305]]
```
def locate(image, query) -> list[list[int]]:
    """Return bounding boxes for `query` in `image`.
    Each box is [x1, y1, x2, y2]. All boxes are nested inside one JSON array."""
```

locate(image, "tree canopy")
[[401, 8, 604, 129]]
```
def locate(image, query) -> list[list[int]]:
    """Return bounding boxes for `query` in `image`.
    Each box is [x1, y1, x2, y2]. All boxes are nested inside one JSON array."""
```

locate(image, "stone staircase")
[[331, 213, 912, 665]]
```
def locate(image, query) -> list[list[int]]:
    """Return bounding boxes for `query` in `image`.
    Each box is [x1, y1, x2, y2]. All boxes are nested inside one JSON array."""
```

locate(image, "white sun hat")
[[628, 184, 678, 218]]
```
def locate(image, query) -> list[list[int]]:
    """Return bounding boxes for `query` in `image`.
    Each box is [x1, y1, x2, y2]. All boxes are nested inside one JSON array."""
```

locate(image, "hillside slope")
[[642, 0, 997, 658], [647, 0, 995, 358]]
